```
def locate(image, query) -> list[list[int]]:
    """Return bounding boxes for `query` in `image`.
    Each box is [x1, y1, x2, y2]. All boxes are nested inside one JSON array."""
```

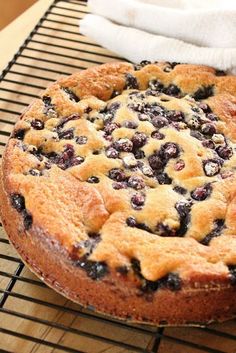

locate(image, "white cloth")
[[86, 0, 236, 48], [80, 0, 236, 74]]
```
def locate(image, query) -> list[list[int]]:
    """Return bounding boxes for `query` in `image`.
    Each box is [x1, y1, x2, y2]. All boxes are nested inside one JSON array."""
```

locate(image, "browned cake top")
[[3, 61, 236, 292]]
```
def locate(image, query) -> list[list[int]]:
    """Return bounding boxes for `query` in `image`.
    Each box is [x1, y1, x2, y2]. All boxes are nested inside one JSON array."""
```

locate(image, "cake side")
[[1, 169, 236, 326], [1, 61, 236, 325]]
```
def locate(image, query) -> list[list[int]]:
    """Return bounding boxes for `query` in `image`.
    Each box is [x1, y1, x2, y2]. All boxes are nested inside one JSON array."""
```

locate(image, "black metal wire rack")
[[0, 1, 236, 352]]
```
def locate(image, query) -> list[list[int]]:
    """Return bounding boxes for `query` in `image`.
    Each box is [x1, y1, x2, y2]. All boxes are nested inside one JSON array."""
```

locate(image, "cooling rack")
[[0, 1, 236, 352]]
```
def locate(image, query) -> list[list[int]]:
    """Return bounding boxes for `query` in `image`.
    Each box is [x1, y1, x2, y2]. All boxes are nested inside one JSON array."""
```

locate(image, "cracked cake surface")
[[1, 61, 236, 325]]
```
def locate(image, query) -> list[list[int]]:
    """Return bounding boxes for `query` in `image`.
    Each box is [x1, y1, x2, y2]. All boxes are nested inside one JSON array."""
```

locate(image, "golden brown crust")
[[1, 61, 236, 325], [1, 173, 236, 326]]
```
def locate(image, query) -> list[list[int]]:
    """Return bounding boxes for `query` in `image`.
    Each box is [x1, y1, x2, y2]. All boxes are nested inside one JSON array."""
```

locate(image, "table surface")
[[0, 1, 236, 353]]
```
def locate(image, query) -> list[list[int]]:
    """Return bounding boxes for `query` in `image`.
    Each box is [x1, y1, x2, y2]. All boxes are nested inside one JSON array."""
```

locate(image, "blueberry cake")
[[1, 61, 236, 325]]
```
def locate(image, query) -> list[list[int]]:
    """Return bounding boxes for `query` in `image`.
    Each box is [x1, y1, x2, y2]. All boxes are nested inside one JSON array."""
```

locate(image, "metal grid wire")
[[0, 1, 236, 352]]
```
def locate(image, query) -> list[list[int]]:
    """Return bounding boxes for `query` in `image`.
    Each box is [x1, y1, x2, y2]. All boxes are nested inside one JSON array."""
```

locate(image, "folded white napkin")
[[86, 0, 236, 48], [80, 0, 236, 74]]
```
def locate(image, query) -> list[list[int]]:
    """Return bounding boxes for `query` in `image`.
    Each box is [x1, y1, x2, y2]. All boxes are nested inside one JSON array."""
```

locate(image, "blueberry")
[[87, 176, 100, 183], [10, 194, 25, 212], [148, 79, 164, 91], [104, 135, 113, 142], [133, 61, 151, 70], [129, 102, 144, 114], [12, 129, 26, 140], [140, 60, 151, 66], [201, 123, 216, 136], [131, 258, 142, 276], [148, 154, 164, 171], [163, 62, 179, 72], [108, 101, 121, 113], [93, 150, 101, 156], [104, 123, 120, 135], [42, 95, 57, 118], [151, 131, 165, 140], [156, 223, 176, 237], [131, 258, 181, 293], [174, 159, 185, 171], [23, 210, 33, 230], [156, 173, 172, 184], [123, 121, 138, 129], [128, 175, 145, 190], [193, 85, 214, 100], [202, 140, 215, 149], [56, 114, 80, 129], [101, 112, 113, 125], [216, 145, 233, 160], [29, 169, 42, 176], [126, 216, 137, 227], [116, 265, 129, 275], [75, 136, 88, 145], [125, 73, 139, 89], [191, 183, 212, 201], [133, 149, 146, 159], [31, 119, 44, 130], [165, 273, 182, 291], [163, 84, 181, 97], [73, 237, 101, 259], [30, 147, 44, 162], [42, 95, 52, 107], [51, 144, 83, 170], [63, 144, 74, 157], [201, 219, 225, 245], [160, 142, 179, 160], [100, 103, 119, 123], [173, 186, 187, 195], [136, 222, 152, 233], [84, 107, 92, 114], [108, 168, 126, 181], [142, 272, 182, 293], [145, 89, 161, 97], [131, 193, 145, 209], [58, 128, 74, 140], [175, 200, 192, 236], [105, 147, 119, 159], [199, 103, 211, 113], [111, 90, 120, 98], [131, 132, 147, 148], [206, 113, 218, 121], [62, 87, 80, 102], [79, 260, 108, 280], [215, 69, 226, 76], [151, 116, 169, 128], [112, 182, 127, 190], [167, 110, 184, 122], [191, 107, 201, 113], [138, 113, 149, 121], [129, 91, 142, 98], [114, 138, 133, 152], [228, 265, 236, 285], [129, 101, 164, 116], [70, 156, 84, 167], [141, 280, 160, 293]]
